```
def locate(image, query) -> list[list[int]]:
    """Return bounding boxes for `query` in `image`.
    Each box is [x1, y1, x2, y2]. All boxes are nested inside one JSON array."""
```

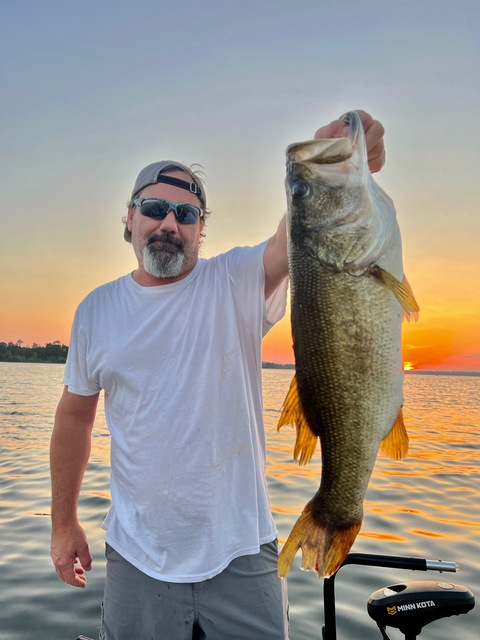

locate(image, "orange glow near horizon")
[[2, 253, 480, 373], [2, 296, 479, 373], [262, 307, 480, 372]]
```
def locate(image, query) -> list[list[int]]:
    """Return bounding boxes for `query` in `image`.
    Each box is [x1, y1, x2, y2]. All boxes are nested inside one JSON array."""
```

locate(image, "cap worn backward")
[[131, 161, 206, 208]]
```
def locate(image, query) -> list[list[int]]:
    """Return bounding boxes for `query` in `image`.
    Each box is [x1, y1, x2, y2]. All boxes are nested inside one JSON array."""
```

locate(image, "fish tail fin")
[[371, 266, 420, 321], [379, 410, 409, 460], [277, 374, 318, 465], [278, 502, 362, 579]]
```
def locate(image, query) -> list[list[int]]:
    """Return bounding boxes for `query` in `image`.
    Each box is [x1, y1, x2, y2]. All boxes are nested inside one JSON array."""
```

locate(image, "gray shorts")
[[100, 541, 289, 640]]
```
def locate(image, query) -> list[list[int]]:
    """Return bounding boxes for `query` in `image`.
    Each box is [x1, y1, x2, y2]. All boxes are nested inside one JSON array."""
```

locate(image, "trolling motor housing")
[[367, 580, 475, 638]]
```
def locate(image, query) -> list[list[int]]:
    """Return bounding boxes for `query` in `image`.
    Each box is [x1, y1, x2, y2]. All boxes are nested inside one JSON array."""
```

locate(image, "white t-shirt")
[[64, 242, 288, 582]]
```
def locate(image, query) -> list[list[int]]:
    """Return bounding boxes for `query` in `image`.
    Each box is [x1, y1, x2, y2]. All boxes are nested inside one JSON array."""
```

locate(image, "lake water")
[[0, 362, 478, 640]]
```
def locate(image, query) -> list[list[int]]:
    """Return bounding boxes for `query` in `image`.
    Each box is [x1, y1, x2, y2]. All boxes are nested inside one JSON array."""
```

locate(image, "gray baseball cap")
[[131, 161, 206, 209]]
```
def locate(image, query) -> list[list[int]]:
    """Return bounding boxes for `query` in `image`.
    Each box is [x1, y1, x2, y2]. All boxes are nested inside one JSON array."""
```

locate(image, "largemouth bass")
[[278, 111, 419, 579]]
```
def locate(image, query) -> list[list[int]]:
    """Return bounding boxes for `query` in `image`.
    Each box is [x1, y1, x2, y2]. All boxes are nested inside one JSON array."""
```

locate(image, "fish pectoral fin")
[[370, 266, 420, 321], [277, 374, 318, 465], [400, 275, 420, 322], [379, 410, 409, 461], [278, 501, 362, 579]]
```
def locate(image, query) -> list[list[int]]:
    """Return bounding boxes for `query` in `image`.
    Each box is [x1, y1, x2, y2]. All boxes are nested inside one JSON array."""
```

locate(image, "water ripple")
[[0, 364, 479, 639]]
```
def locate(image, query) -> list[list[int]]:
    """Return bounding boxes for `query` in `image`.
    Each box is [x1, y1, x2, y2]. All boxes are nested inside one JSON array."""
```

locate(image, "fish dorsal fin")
[[371, 266, 420, 321], [379, 410, 409, 461], [277, 374, 318, 466]]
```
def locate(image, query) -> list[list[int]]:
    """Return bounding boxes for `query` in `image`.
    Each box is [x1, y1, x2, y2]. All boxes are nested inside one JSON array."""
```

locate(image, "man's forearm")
[[50, 423, 91, 527], [50, 389, 99, 587], [264, 214, 289, 299], [50, 389, 98, 528]]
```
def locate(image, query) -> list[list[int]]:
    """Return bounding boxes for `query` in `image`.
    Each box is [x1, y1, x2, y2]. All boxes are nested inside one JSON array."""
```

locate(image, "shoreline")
[[0, 360, 478, 377]]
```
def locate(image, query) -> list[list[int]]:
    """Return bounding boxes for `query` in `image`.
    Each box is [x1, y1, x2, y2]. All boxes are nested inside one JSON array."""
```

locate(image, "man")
[[50, 111, 385, 639]]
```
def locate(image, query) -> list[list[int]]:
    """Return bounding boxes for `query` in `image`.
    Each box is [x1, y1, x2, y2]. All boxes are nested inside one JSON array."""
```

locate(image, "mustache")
[[146, 233, 184, 250]]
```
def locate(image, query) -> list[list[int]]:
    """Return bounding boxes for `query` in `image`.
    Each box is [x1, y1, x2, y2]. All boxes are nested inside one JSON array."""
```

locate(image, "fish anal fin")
[[277, 374, 301, 431], [371, 266, 419, 321], [293, 421, 318, 466], [277, 374, 318, 465], [278, 502, 362, 579], [379, 410, 409, 461]]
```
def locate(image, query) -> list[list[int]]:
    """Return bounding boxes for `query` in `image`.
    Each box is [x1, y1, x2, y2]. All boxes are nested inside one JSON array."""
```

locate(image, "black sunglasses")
[[132, 197, 203, 225]]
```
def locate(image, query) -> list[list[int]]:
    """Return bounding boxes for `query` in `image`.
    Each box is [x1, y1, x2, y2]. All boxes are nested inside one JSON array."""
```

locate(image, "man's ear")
[[127, 208, 134, 232]]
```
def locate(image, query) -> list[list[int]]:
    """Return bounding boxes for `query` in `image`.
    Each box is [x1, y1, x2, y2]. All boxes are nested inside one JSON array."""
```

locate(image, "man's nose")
[[156, 210, 179, 233]]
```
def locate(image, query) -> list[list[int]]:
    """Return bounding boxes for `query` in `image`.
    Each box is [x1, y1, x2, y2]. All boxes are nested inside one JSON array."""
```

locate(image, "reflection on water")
[[263, 369, 480, 639], [0, 363, 479, 639]]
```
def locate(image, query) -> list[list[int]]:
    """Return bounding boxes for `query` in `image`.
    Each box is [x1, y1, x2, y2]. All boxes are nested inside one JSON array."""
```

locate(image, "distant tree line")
[[262, 361, 295, 370], [0, 340, 68, 363], [0, 343, 295, 368]]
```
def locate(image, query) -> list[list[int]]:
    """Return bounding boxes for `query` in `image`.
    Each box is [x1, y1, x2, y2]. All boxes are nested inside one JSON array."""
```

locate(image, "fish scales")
[[292, 255, 403, 516], [278, 111, 418, 579]]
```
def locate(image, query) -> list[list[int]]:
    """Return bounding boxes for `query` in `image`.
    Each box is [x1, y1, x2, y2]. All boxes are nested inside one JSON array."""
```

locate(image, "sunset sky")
[[1, 1, 479, 371]]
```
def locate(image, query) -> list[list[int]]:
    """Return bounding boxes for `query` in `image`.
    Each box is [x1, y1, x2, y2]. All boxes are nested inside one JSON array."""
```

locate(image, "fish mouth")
[[286, 137, 357, 199], [286, 110, 364, 172], [286, 137, 353, 166]]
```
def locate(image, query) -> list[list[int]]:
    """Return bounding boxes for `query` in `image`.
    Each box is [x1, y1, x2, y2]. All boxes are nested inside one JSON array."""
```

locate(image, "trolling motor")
[[367, 580, 475, 639], [322, 553, 475, 640]]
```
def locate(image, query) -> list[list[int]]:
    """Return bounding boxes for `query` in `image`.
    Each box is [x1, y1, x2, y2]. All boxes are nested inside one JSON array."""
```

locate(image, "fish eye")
[[291, 180, 311, 199]]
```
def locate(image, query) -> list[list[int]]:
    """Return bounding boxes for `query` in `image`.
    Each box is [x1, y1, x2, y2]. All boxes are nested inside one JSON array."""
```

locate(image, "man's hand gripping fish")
[[278, 111, 419, 579]]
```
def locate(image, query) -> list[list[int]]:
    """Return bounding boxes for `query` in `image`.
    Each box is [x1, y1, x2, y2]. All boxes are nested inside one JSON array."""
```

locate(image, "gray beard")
[[142, 239, 185, 278]]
